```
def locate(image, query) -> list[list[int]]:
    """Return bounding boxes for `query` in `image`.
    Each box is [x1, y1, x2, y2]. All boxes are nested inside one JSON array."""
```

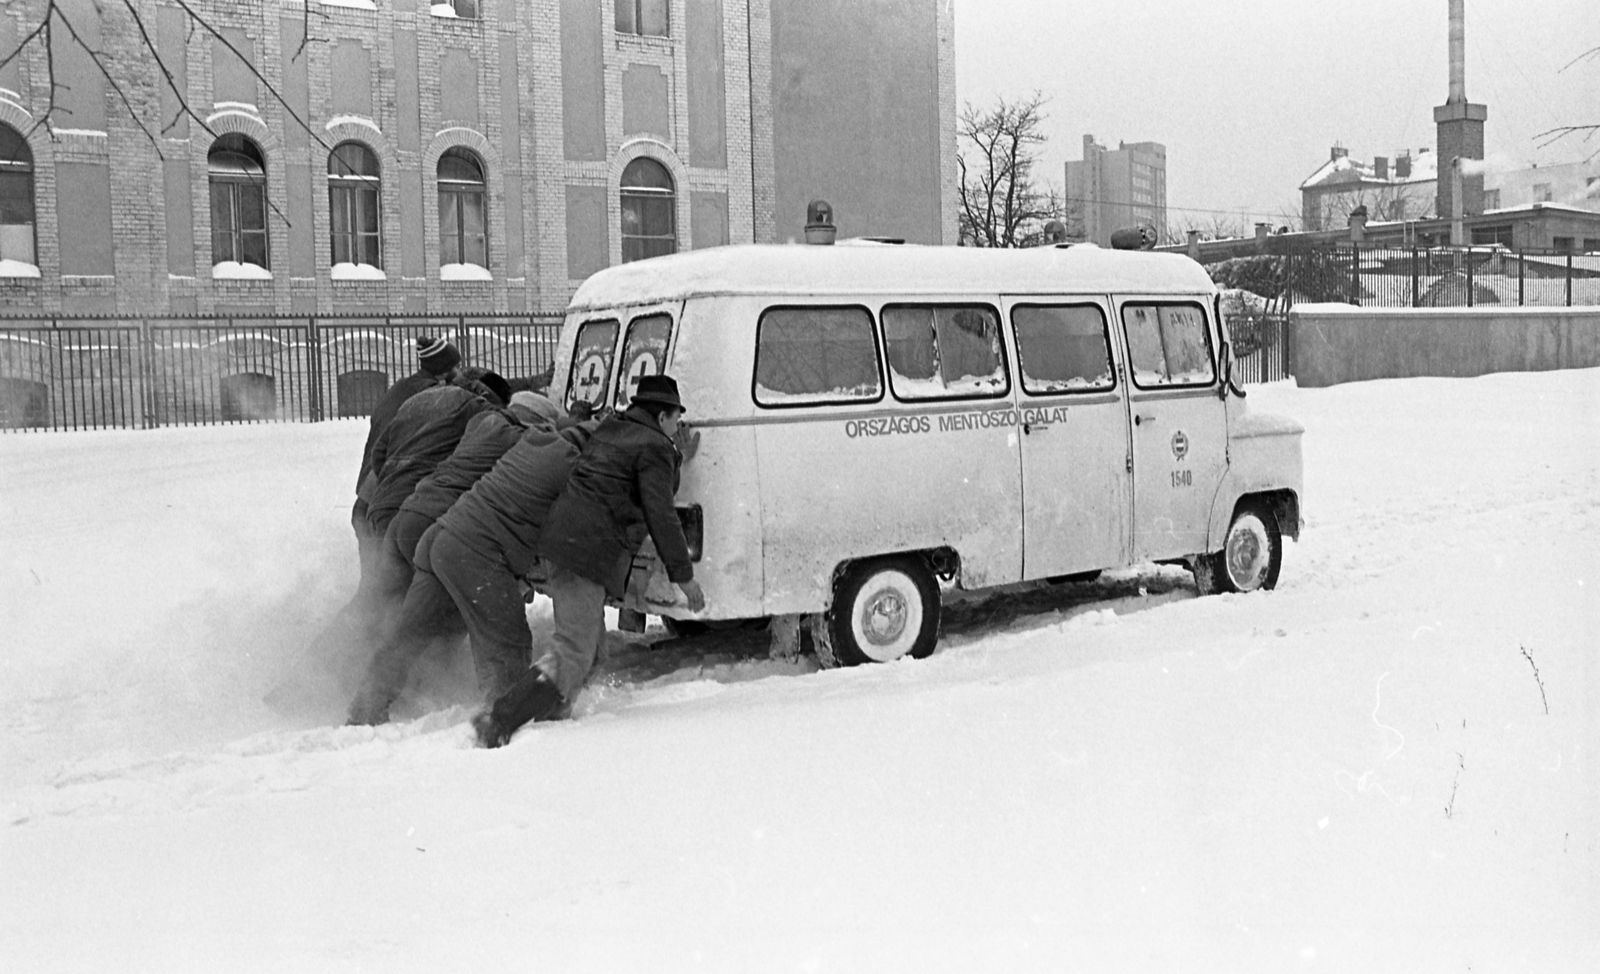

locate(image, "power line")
[[1061, 195, 1294, 223]]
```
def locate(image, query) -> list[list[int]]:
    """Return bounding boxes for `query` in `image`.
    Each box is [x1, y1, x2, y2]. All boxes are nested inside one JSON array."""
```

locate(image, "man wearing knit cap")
[[352, 336, 461, 572]]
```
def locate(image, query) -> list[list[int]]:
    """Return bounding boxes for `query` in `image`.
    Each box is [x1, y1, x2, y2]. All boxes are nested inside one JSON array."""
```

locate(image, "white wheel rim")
[[850, 569, 924, 662], [1224, 514, 1272, 592]]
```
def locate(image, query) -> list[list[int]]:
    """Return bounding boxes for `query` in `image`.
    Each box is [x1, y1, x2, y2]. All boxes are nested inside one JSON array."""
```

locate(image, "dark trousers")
[[355, 523, 470, 714], [368, 508, 436, 615], [428, 526, 534, 700]]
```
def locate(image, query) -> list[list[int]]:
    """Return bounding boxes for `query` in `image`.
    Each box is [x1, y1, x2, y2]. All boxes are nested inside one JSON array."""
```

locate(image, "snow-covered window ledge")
[[440, 263, 492, 282], [0, 259, 41, 278], [322, 0, 377, 10], [331, 262, 386, 281], [212, 261, 272, 281], [430, 3, 476, 19]]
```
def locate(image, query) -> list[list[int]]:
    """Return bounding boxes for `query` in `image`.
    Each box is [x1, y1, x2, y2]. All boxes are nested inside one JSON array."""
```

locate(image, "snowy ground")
[[2, 371, 1596, 973]]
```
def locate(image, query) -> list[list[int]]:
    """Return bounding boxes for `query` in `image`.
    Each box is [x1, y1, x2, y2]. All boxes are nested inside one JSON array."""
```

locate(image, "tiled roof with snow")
[[1300, 150, 1438, 190]]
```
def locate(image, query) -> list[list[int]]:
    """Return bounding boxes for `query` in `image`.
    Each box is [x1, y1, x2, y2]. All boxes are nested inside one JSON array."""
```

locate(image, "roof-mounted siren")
[[1109, 224, 1159, 251], [805, 199, 837, 245], [1038, 219, 1068, 246]]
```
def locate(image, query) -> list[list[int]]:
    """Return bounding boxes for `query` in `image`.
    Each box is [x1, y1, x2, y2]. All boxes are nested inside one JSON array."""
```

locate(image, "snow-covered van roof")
[[566, 242, 1217, 312]]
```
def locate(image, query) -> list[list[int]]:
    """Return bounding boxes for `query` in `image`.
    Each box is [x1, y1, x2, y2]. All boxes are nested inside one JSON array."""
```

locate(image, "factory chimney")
[[1434, 0, 1487, 227]]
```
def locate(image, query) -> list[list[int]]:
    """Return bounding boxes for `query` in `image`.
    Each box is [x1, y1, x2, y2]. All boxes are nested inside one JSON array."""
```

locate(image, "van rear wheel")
[[1195, 502, 1282, 595], [828, 557, 941, 665]]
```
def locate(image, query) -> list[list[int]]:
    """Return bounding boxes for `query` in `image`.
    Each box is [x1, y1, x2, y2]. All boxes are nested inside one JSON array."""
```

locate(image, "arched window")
[[620, 157, 675, 263], [328, 142, 382, 270], [0, 124, 36, 267], [438, 147, 487, 271], [208, 134, 270, 271]]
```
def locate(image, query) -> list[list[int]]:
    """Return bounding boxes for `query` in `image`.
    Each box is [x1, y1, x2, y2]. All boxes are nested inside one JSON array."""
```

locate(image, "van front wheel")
[[1194, 502, 1282, 595], [829, 557, 941, 665]]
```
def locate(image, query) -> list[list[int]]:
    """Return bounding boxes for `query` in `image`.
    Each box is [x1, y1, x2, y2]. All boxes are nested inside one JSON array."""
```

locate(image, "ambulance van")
[[549, 241, 1304, 666]]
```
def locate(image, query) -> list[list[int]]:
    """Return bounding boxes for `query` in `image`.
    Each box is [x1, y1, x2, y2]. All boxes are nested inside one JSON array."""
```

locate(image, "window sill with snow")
[[440, 263, 492, 282], [212, 262, 272, 281]]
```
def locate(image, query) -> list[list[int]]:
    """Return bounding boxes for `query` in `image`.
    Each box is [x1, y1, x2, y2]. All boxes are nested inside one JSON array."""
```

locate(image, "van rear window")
[[1122, 303, 1214, 388], [613, 313, 673, 408], [881, 304, 1008, 401], [1010, 304, 1115, 394], [565, 318, 620, 411], [754, 306, 882, 406]]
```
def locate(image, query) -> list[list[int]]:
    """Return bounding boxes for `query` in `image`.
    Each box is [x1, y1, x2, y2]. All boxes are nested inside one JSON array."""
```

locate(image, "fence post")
[[1411, 248, 1419, 307], [457, 314, 469, 365], [1518, 251, 1525, 306], [1350, 243, 1360, 305], [1466, 248, 1474, 308], [1568, 254, 1574, 307], [308, 315, 323, 422]]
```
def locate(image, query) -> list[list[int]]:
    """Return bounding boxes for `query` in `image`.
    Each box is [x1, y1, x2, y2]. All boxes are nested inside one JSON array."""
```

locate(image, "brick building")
[[0, 0, 958, 319]]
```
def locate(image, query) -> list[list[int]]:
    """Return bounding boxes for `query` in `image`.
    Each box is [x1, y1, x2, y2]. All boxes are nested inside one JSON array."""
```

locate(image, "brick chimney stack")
[[1434, 0, 1487, 220]]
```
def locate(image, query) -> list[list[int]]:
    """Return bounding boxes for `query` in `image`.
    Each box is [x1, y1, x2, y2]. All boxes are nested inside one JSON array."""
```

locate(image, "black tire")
[[828, 556, 941, 665], [1194, 501, 1282, 595]]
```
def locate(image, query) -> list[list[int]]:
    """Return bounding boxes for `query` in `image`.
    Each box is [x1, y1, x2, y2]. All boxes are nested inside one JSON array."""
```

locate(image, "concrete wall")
[[1289, 303, 1600, 387]]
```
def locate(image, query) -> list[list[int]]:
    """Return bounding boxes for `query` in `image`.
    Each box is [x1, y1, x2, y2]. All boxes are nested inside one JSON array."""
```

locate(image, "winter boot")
[[473, 668, 564, 748]]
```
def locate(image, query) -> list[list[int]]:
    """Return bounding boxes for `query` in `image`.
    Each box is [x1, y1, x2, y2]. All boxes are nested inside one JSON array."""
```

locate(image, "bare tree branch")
[[53, 2, 166, 159], [169, 0, 333, 156]]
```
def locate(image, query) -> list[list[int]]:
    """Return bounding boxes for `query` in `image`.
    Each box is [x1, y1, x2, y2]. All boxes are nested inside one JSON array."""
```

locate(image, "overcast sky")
[[953, 0, 1599, 228]]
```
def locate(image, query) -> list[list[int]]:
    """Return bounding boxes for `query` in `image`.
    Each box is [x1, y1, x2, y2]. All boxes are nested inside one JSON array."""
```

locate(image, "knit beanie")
[[417, 336, 461, 376]]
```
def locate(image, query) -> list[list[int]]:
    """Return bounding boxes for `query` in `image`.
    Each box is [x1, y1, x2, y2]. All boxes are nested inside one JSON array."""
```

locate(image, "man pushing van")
[[472, 374, 706, 748]]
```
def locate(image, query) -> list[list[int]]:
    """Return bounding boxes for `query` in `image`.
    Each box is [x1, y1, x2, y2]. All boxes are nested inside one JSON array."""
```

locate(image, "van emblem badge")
[[1171, 430, 1189, 460]]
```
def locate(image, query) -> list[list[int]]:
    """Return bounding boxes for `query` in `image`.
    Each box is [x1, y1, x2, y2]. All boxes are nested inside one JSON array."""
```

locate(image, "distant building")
[[1065, 136, 1166, 247], [1483, 160, 1600, 214], [1299, 146, 1438, 231]]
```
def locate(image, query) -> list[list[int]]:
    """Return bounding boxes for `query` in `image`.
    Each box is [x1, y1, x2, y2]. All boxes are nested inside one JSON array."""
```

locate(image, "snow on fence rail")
[[0, 314, 562, 432]]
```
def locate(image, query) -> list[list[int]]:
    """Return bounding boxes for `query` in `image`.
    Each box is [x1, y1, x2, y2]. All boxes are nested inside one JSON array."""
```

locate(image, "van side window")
[[1122, 303, 1215, 388], [881, 304, 1008, 401], [565, 318, 620, 411], [1011, 304, 1115, 394], [754, 306, 882, 406], [613, 313, 673, 408]]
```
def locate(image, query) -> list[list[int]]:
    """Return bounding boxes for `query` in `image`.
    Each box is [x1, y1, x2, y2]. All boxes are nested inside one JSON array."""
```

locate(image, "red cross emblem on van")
[[1171, 430, 1189, 460]]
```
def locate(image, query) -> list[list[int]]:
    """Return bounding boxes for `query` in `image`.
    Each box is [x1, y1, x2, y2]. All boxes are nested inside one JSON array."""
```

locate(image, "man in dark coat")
[[353, 336, 460, 574], [371, 390, 564, 602], [472, 374, 705, 748], [363, 367, 511, 538], [348, 418, 596, 725]]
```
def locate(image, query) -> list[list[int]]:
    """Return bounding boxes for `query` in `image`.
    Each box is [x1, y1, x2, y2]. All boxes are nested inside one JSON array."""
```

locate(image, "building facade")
[[1064, 135, 1166, 247], [1299, 146, 1438, 231], [0, 0, 958, 319]]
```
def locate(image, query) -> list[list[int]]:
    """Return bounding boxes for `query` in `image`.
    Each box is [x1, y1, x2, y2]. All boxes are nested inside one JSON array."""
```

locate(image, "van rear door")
[[1115, 298, 1228, 562], [1003, 296, 1134, 578]]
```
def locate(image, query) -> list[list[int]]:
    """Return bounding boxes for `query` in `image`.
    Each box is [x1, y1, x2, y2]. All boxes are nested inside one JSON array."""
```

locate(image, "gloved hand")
[[677, 579, 706, 612]]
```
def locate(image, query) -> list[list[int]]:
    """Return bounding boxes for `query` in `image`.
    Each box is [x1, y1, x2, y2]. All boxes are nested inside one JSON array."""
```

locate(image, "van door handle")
[[1023, 423, 1049, 434], [1135, 413, 1156, 426]]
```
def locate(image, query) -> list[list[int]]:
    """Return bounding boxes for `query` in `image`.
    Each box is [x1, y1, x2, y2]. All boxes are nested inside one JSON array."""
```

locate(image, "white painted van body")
[[551, 243, 1303, 626]]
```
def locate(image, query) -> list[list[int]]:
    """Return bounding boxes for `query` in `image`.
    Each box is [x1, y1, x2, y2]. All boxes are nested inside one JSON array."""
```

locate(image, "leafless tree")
[[956, 93, 1061, 247], [1535, 44, 1599, 161]]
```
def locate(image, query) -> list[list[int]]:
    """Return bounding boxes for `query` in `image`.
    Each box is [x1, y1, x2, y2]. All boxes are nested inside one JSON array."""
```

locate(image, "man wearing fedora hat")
[[473, 373, 705, 747]]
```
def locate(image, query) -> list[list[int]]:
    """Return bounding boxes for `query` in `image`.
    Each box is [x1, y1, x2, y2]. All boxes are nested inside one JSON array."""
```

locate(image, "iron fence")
[[0, 314, 563, 432], [1227, 313, 1293, 385], [1208, 246, 1600, 311]]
